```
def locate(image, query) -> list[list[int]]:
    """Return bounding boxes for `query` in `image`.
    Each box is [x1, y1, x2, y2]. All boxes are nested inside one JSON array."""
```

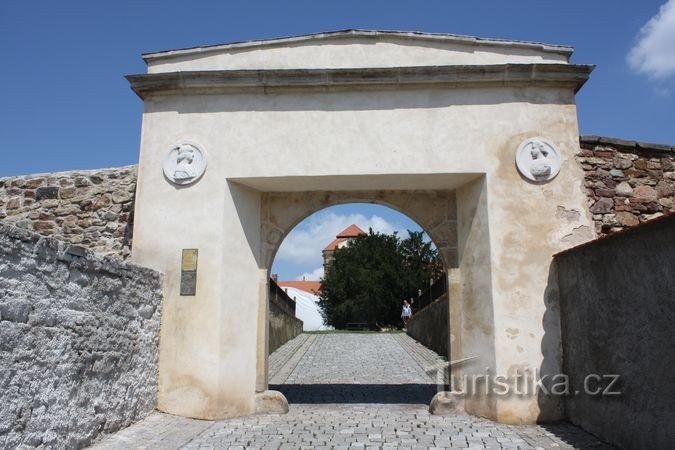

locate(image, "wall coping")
[[142, 29, 574, 61], [554, 211, 675, 258], [0, 222, 160, 280], [580, 135, 675, 154], [269, 279, 297, 317], [413, 292, 448, 316], [0, 164, 137, 183], [126, 63, 594, 99]]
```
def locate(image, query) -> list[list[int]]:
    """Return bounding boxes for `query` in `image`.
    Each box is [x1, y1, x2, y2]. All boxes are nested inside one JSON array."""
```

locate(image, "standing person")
[[401, 299, 413, 329]]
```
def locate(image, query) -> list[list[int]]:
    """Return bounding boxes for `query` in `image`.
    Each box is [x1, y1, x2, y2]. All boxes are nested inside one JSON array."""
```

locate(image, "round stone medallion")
[[515, 138, 561, 182], [162, 143, 207, 186]]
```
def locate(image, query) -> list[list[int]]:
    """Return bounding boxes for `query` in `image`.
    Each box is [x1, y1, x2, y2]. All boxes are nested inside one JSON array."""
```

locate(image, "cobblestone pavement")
[[269, 334, 314, 385], [270, 333, 438, 404], [390, 333, 451, 385], [283, 334, 433, 384], [90, 333, 613, 449]]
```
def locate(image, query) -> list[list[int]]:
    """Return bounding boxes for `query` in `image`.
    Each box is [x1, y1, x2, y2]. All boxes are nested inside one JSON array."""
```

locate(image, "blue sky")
[[271, 204, 424, 281], [2, 0, 674, 279]]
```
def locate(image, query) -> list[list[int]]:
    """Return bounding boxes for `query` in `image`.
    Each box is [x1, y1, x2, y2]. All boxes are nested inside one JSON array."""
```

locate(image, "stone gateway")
[[125, 30, 596, 424]]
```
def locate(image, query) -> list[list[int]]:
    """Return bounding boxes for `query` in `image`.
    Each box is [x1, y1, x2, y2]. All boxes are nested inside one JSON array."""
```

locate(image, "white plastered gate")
[[127, 30, 594, 424]]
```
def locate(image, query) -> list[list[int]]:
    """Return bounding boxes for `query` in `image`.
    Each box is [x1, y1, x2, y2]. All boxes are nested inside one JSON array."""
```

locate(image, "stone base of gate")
[[254, 390, 289, 415], [429, 391, 463, 415]]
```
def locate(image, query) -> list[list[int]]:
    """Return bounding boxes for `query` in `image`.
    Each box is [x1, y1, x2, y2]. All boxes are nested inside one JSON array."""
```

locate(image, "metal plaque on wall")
[[180, 249, 198, 296]]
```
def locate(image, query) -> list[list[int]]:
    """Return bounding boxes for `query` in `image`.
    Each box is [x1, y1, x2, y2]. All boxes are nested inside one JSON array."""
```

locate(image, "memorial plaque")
[[180, 249, 198, 296], [163, 143, 207, 186], [180, 272, 197, 296], [182, 249, 198, 272], [515, 137, 561, 182]]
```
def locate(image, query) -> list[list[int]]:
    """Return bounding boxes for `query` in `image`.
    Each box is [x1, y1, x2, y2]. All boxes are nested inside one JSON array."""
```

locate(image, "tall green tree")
[[399, 230, 444, 288], [318, 229, 443, 329]]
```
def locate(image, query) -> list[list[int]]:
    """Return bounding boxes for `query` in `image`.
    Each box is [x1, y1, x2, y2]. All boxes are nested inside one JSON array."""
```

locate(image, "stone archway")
[[233, 175, 502, 420], [128, 30, 595, 424], [261, 190, 459, 272], [257, 190, 460, 391]]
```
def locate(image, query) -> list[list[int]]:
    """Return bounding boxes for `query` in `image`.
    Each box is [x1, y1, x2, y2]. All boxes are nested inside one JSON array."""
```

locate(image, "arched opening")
[[263, 200, 453, 404]]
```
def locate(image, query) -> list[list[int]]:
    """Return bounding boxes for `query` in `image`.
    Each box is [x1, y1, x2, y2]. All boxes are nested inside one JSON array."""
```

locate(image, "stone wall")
[[578, 136, 675, 236], [0, 135, 672, 257], [1, 135, 672, 258], [0, 223, 162, 449], [406, 294, 449, 358], [555, 213, 675, 449], [268, 280, 303, 354], [0, 166, 137, 257]]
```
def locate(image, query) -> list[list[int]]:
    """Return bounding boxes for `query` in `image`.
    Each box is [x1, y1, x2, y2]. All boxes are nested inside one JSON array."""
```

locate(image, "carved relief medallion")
[[515, 138, 561, 182], [163, 143, 207, 186]]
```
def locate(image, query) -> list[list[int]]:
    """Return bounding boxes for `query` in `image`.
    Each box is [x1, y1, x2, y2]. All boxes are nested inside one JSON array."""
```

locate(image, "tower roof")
[[323, 224, 366, 252], [336, 224, 365, 238]]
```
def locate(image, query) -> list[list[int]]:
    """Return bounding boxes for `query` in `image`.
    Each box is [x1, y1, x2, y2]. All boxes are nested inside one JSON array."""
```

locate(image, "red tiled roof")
[[336, 224, 365, 238], [277, 280, 322, 295], [324, 237, 346, 251], [323, 224, 366, 251]]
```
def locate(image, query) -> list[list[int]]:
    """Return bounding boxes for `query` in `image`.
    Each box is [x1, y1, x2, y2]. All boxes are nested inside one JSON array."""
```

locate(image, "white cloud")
[[628, 0, 675, 80], [274, 211, 408, 267], [296, 266, 324, 281]]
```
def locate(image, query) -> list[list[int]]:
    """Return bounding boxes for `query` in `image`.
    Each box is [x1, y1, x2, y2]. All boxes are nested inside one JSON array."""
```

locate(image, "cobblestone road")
[[270, 333, 439, 404], [90, 333, 613, 449], [282, 333, 433, 384]]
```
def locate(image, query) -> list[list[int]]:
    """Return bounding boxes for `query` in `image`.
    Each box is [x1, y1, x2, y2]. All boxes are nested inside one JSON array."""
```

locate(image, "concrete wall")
[[0, 166, 137, 257], [556, 214, 675, 450], [268, 291, 303, 355], [406, 294, 449, 358], [0, 223, 162, 449]]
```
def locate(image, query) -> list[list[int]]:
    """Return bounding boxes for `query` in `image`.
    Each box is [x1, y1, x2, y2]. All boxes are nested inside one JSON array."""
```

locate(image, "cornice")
[[127, 63, 594, 99]]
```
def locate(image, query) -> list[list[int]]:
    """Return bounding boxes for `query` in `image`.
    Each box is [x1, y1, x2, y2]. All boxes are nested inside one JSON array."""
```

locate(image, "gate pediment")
[[142, 29, 573, 73]]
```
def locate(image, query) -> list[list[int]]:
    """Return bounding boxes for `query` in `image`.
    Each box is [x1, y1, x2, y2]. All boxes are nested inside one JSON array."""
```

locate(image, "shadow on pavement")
[[539, 424, 617, 449], [269, 383, 438, 404]]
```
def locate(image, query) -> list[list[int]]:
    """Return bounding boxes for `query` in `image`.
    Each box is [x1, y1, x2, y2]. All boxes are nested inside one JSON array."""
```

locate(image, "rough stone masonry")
[[579, 136, 675, 235], [0, 166, 136, 257], [0, 223, 162, 449]]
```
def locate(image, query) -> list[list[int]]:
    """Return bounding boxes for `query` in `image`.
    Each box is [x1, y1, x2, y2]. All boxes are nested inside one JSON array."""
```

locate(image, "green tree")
[[399, 230, 444, 289], [318, 229, 443, 329]]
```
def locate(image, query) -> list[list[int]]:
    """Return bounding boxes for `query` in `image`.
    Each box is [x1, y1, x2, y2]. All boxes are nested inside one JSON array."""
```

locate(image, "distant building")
[[272, 224, 365, 330], [275, 279, 322, 295], [322, 224, 365, 268], [274, 224, 366, 294]]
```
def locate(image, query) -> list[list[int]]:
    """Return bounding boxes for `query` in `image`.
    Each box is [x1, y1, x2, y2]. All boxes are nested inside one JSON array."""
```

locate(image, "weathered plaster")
[[130, 34, 595, 423], [455, 176, 497, 420]]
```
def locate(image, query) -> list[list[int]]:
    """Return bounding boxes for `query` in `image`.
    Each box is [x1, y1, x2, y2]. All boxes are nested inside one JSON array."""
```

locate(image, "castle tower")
[[322, 224, 365, 268]]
